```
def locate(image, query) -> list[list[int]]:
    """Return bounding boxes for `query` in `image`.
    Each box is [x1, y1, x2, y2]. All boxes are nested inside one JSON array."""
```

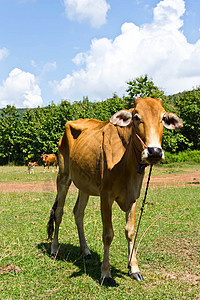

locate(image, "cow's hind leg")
[[73, 190, 91, 259], [125, 199, 144, 281], [47, 173, 71, 256]]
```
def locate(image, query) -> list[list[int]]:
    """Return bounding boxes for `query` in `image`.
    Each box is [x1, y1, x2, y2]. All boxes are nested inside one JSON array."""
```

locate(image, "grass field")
[[0, 164, 199, 299]]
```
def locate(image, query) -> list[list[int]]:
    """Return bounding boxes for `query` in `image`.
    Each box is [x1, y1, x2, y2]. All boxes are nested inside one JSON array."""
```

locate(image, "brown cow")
[[47, 97, 182, 285], [27, 162, 38, 174], [41, 154, 57, 172]]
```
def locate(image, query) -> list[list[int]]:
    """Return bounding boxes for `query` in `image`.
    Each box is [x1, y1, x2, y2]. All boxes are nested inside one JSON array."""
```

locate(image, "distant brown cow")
[[41, 154, 57, 172], [27, 162, 38, 174]]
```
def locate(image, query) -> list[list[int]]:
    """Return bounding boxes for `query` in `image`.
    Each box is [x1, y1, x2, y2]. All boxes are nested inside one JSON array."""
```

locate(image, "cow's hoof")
[[130, 272, 144, 281], [99, 276, 117, 286], [50, 251, 58, 258], [84, 254, 92, 260], [50, 253, 56, 258]]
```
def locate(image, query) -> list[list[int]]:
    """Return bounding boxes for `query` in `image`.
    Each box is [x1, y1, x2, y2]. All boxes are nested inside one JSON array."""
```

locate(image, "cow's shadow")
[[37, 242, 126, 286]]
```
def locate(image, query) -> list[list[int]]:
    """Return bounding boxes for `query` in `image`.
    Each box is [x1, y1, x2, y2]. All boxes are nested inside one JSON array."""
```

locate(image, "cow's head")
[[41, 154, 48, 162], [110, 97, 183, 165]]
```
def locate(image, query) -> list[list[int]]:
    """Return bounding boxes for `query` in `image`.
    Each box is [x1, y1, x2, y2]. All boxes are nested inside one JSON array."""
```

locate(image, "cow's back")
[[47, 154, 57, 163], [58, 118, 108, 184]]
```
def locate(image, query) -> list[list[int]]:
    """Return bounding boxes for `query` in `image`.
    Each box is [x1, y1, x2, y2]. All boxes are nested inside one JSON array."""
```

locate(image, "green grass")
[[0, 165, 200, 299], [0, 165, 57, 182], [1, 162, 199, 182], [152, 161, 200, 176]]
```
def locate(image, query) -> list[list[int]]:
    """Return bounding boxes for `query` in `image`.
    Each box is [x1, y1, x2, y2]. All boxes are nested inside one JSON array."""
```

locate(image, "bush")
[[1, 81, 200, 165], [163, 150, 200, 164]]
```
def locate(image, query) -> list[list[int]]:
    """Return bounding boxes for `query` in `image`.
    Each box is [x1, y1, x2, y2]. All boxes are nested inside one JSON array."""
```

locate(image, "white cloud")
[[153, 0, 185, 29], [64, 0, 110, 28], [0, 68, 43, 108], [0, 47, 9, 60], [53, 0, 200, 101], [31, 60, 37, 67], [31, 60, 57, 72], [42, 62, 57, 72]]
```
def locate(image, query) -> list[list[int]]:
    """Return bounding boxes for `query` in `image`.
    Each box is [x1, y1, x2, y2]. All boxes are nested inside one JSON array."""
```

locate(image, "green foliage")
[[126, 74, 164, 100], [163, 150, 200, 164], [70, 95, 129, 121], [0, 106, 20, 164], [162, 129, 193, 153], [173, 88, 200, 150], [0, 77, 199, 165], [161, 88, 200, 153]]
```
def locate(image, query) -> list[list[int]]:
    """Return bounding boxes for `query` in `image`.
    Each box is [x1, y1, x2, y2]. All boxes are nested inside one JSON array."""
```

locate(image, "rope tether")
[[128, 164, 153, 268]]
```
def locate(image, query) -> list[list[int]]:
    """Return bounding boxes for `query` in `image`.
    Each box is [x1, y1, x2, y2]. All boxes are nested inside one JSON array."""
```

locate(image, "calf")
[[27, 162, 38, 174]]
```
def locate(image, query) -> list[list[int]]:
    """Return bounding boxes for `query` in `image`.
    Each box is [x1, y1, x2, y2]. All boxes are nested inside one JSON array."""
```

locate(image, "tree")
[[16, 109, 42, 164], [174, 88, 200, 150], [0, 106, 20, 164], [0, 84, 199, 165], [126, 75, 164, 106]]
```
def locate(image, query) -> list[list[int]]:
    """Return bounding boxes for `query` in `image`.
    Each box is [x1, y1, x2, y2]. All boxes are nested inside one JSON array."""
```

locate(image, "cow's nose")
[[147, 147, 162, 160]]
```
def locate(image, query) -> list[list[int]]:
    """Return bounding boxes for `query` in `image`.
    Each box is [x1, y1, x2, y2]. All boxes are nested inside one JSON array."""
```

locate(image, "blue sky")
[[0, 0, 200, 108]]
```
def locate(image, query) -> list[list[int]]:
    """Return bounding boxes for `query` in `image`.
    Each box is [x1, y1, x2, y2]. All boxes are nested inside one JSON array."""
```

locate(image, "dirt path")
[[0, 170, 199, 193], [143, 169, 200, 188], [0, 180, 57, 193]]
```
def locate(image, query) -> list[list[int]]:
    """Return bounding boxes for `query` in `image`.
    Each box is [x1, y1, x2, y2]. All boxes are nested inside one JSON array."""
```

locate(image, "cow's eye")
[[134, 114, 141, 122]]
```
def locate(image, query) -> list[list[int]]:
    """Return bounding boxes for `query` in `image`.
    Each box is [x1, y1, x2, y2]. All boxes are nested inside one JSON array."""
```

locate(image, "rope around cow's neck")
[[128, 164, 153, 269]]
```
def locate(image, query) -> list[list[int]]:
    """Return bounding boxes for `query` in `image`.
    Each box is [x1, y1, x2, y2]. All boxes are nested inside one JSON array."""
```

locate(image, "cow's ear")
[[110, 110, 132, 127], [162, 113, 183, 130]]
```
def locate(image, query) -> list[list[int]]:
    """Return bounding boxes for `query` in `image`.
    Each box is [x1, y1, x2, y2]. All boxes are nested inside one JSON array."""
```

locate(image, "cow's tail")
[[47, 197, 58, 240]]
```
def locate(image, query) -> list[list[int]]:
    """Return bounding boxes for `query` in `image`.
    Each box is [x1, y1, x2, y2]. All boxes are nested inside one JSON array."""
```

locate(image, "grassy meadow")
[[0, 164, 199, 299]]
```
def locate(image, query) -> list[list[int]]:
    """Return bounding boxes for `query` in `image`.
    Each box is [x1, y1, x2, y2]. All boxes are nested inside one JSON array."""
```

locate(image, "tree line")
[[0, 76, 199, 165]]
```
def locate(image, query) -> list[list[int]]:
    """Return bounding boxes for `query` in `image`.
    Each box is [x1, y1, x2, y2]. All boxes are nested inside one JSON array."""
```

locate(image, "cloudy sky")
[[0, 0, 200, 108]]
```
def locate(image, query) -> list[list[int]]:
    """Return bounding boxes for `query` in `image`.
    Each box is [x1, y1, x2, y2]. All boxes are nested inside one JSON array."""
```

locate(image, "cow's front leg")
[[100, 194, 116, 285], [125, 199, 144, 281]]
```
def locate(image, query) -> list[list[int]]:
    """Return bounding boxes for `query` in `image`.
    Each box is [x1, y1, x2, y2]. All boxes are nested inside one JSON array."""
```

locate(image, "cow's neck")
[[116, 125, 145, 173], [114, 140, 145, 211]]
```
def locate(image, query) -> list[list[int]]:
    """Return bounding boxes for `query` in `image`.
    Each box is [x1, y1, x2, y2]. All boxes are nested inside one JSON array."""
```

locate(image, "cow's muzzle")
[[141, 147, 164, 164]]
